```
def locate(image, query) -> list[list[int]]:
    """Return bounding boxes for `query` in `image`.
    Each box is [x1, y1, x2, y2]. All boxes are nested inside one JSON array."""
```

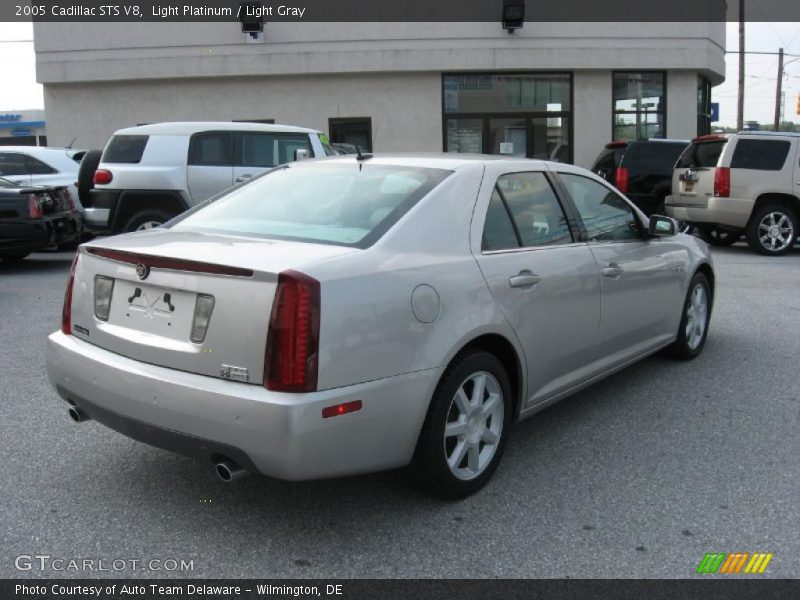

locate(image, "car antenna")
[[66, 137, 77, 148], [356, 145, 373, 162]]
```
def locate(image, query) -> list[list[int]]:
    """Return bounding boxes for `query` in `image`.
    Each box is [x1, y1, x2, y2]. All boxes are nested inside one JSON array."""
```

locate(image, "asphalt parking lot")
[[1, 243, 799, 579]]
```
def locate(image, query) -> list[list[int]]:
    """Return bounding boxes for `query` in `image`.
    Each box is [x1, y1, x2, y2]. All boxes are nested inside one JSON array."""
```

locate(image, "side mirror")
[[649, 215, 678, 237], [294, 148, 309, 161]]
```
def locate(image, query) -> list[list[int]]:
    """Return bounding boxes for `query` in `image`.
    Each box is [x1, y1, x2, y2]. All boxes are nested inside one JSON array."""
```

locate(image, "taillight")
[[265, 270, 321, 393], [93, 169, 113, 185], [62, 254, 79, 335], [714, 167, 730, 197], [28, 194, 43, 219], [614, 168, 629, 193]]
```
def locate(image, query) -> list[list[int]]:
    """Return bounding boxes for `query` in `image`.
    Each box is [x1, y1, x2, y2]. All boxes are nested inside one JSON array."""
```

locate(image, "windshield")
[[171, 163, 452, 247]]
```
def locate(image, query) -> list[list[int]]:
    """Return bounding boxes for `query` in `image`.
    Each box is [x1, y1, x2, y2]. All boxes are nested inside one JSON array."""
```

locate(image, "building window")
[[442, 73, 572, 162], [329, 118, 372, 152], [697, 76, 712, 136], [612, 72, 666, 141]]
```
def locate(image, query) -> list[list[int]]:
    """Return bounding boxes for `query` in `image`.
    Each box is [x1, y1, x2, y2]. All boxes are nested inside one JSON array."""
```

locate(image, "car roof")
[[113, 122, 321, 136], [0, 146, 84, 154], [298, 153, 555, 171], [736, 130, 800, 138]]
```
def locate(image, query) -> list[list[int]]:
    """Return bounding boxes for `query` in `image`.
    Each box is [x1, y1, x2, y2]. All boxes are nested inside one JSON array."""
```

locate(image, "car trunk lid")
[[69, 230, 355, 383]]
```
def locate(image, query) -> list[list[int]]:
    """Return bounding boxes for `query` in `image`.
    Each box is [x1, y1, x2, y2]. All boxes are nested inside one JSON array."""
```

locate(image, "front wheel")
[[411, 351, 512, 498], [745, 204, 798, 256], [668, 272, 711, 360]]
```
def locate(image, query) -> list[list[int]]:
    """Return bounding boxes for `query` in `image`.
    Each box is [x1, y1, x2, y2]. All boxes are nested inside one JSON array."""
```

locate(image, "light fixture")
[[502, 0, 525, 34], [238, 2, 264, 39]]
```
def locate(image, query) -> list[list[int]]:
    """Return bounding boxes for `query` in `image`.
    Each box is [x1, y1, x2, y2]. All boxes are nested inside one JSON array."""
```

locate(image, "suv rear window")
[[103, 135, 149, 163], [171, 163, 452, 248], [676, 140, 726, 168], [730, 139, 790, 170], [623, 142, 687, 172]]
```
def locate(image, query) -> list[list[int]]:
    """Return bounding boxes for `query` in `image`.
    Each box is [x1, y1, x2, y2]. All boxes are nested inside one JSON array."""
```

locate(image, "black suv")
[[591, 139, 689, 216]]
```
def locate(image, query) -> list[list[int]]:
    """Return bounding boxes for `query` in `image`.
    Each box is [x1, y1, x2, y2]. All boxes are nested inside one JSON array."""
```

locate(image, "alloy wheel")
[[757, 211, 794, 253], [685, 283, 708, 350], [443, 371, 504, 481], [136, 221, 163, 231]]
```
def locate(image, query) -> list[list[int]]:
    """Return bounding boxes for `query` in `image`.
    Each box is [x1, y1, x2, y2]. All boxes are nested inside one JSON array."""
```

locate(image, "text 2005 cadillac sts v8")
[[47, 155, 714, 497]]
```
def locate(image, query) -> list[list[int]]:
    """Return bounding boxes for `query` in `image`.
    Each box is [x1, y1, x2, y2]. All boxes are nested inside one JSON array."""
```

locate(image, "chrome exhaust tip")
[[215, 460, 247, 483], [68, 406, 90, 423]]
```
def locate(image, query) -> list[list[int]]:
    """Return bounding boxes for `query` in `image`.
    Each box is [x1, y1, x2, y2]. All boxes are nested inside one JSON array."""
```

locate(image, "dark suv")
[[591, 139, 689, 216]]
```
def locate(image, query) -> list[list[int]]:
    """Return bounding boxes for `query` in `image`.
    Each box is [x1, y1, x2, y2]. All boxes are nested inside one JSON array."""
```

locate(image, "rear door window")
[[496, 172, 573, 247], [730, 139, 791, 171], [103, 135, 149, 163], [676, 140, 726, 168], [25, 155, 58, 175], [238, 133, 312, 167], [189, 132, 233, 166], [0, 153, 28, 176]]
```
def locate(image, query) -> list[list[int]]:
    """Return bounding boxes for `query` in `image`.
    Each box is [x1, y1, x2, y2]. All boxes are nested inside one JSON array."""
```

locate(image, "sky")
[[1, 21, 799, 128]]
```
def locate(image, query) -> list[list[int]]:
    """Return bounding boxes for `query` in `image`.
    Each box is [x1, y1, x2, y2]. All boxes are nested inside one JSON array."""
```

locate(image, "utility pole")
[[774, 48, 784, 131], [737, 0, 745, 131]]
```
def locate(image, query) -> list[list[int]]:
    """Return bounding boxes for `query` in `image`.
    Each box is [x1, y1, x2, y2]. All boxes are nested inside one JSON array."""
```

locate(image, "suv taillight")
[[614, 167, 629, 193], [714, 167, 730, 197], [28, 194, 43, 219], [265, 270, 320, 393], [61, 254, 79, 335], [93, 169, 113, 185]]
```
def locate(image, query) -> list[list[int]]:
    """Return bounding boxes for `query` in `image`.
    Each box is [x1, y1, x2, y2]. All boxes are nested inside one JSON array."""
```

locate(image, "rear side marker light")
[[190, 294, 215, 343], [93, 169, 113, 185], [322, 400, 362, 419], [93, 275, 115, 321], [62, 254, 79, 335]]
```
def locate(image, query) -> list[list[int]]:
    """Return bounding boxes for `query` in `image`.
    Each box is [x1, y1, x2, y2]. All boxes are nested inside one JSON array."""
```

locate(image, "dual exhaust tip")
[[67, 405, 248, 482]]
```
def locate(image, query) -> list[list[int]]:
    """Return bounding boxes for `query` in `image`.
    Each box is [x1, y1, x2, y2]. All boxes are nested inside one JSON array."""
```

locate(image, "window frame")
[[480, 170, 582, 255], [552, 171, 647, 244], [0, 152, 34, 176], [612, 71, 667, 142]]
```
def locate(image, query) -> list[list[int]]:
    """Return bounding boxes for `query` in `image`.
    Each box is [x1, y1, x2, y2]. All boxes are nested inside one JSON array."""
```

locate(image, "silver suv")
[[665, 132, 800, 255], [84, 122, 333, 234]]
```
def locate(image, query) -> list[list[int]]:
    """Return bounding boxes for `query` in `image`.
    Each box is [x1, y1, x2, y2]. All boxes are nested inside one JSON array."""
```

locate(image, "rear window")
[[730, 139, 790, 171], [103, 135, 149, 164], [171, 163, 452, 248], [676, 140, 726, 168], [592, 147, 624, 172], [623, 142, 687, 172]]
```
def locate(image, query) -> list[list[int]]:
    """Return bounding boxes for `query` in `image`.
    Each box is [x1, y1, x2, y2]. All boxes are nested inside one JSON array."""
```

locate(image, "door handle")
[[508, 272, 541, 288], [235, 174, 253, 183], [602, 264, 624, 278]]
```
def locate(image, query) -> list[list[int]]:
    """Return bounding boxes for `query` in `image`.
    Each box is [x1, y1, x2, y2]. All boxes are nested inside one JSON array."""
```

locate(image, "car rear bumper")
[[0, 213, 82, 255], [47, 332, 441, 481], [665, 194, 751, 229]]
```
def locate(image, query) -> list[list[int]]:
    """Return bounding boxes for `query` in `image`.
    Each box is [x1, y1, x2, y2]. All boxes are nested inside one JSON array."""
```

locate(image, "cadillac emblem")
[[136, 263, 150, 280]]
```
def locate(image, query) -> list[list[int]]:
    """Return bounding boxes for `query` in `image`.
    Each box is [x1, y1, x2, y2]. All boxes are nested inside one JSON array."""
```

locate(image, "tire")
[[745, 203, 798, 256], [77, 149, 103, 207], [668, 272, 711, 360], [411, 351, 512, 499], [123, 209, 173, 233], [698, 226, 740, 247]]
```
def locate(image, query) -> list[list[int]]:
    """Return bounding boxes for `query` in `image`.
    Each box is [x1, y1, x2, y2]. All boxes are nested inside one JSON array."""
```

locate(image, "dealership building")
[[33, 22, 725, 167]]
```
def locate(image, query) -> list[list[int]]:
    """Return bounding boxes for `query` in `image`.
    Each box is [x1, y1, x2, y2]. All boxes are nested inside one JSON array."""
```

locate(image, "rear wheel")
[[668, 272, 711, 360], [698, 226, 740, 246], [123, 209, 173, 233], [411, 351, 512, 498], [745, 204, 797, 256]]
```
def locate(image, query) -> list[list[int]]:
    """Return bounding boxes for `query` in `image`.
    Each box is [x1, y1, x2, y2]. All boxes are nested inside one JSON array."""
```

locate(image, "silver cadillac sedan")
[[47, 155, 714, 498]]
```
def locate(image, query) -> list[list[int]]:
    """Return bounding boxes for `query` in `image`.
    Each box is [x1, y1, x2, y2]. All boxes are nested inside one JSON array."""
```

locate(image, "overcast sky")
[[1, 21, 799, 127]]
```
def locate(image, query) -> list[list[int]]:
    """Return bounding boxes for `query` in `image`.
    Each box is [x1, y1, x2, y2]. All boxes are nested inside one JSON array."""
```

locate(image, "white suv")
[[84, 122, 334, 233], [665, 132, 800, 255]]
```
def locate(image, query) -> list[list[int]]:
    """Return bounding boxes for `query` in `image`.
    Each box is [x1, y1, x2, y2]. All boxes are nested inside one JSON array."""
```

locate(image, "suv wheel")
[[123, 209, 173, 233], [698, 226, 740, 247], [745, 204, 797, 256]]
